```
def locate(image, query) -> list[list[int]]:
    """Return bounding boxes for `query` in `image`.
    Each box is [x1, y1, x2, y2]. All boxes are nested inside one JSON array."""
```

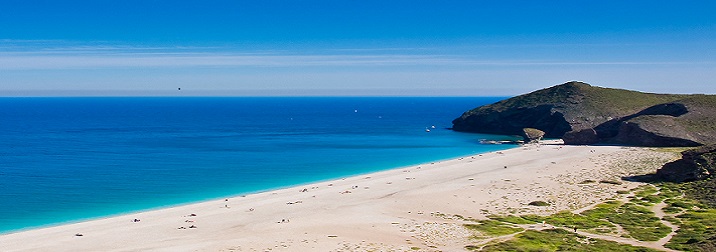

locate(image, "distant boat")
[[425, 128, 431, 132], [431, 125, 436, 129]]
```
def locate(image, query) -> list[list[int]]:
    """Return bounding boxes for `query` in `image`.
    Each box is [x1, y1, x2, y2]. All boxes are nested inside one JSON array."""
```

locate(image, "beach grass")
[[656, 181, 716, 251], [464, 220, 524, 237], [402, 147, 712, 250], [649, 147, 693, 154], [610, 203, 671, 241], [478, 229, 661, 252], [666, 205, 716, 251], [534, 209, 616, 231], [633, 185, 659, 198], [467, 178, 716, 251], [664, 198, 694, 214], [487, 215, 537, 225]]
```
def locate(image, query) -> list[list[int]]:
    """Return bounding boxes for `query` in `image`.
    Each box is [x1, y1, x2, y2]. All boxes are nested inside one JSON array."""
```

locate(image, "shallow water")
[[0, 97, 516, 233]]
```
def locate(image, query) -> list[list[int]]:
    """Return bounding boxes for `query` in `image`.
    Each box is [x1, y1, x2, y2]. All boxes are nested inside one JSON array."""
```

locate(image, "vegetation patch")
[[662, 205, 685, 215], [661, 179, 716, 251], [662, 215, 681, 225], [464, 220, 524, 237], [634, 185, 659, 198], [534, 199, 670, 241], [580, 200, 622, 219], [537, 210, 615, 231], [684, 178, 716, 208], [666, 207, 716, 251], [527, 200, 550, 207], [639, 194, 666, 205], [656, 183, 684, 199], [464, 245, 480, 251], [664, 198, 694, 214], [451, 166, 716, 250], [455, 157, 716, 251], [488, 215, 537, 225], [600, 180, 623, 185], [650, 147, 693, 153], [479, 229, 660, 252], [606, 203, 671, 241]]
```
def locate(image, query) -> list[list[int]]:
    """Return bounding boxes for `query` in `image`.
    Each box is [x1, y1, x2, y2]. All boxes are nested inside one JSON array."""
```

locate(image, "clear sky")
[[1, 0, 715, 96]]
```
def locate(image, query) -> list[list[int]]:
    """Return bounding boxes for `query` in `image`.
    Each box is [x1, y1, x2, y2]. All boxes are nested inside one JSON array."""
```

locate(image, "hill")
[[452, 81, 716, 147]]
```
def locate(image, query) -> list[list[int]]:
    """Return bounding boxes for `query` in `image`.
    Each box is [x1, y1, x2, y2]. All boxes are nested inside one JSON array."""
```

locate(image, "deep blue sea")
[[0, 97, 516, 234]]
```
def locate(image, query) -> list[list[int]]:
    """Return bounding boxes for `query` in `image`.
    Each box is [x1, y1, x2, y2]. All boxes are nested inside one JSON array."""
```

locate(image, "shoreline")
[[0, 144, 517, 236], [0, 141, 677, 251]]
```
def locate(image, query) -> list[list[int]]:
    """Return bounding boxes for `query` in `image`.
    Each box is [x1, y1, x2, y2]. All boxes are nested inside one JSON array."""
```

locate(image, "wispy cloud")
[[0, 40, 712, 70], [1, 51, 709, 70]]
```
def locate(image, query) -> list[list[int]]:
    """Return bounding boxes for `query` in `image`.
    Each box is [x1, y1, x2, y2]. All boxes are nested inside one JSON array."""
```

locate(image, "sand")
[[0, 141, 677, 251]]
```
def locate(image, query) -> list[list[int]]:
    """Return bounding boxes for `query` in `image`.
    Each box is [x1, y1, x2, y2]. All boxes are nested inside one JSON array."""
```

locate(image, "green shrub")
[[600, 180, 623, 185], [528, 201, 550, 206]]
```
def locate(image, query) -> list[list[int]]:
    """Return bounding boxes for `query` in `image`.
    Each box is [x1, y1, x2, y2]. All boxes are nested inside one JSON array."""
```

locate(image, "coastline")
[[0, 141, 516, 236], [0, 141, 677, 251]]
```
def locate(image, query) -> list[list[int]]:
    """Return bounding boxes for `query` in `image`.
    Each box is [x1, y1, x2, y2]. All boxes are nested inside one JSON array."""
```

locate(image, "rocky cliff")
[[657, 145, 716, 182], [452, 81, 716, 147]]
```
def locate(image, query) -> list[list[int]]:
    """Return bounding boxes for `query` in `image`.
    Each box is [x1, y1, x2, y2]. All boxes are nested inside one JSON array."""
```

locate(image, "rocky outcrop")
[[657, 145, 716, 182], [453, 81, 716, 147], [452, 103, 571, 138], [609, 116, 702, 147], [562, 128, 599, 145], [568, 102, 702, 146], [521, 128, 545, 143]]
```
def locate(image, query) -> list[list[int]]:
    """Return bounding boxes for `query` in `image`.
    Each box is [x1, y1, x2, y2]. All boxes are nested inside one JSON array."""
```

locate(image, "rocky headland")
[[453, 81, 716, 184], [452, 81, 716, 147]]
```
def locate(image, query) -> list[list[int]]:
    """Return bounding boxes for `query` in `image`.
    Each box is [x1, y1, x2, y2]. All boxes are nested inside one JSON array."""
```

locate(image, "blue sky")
[[1, 1, 715, 96]]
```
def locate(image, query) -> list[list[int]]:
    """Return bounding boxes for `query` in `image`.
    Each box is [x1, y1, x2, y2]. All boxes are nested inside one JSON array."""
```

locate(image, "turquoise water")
[[0, 97, 516, 234]]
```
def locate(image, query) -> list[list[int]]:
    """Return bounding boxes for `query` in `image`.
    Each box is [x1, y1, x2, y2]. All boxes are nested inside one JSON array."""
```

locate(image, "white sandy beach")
[[0, 141, 676, 251]]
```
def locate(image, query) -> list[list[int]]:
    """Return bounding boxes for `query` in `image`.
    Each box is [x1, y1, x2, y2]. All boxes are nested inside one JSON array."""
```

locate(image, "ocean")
[[0, 97, 517, 234]]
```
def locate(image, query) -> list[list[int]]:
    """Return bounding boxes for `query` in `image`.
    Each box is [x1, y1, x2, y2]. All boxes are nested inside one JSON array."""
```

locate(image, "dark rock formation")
[[521, 128, 545, 143], [572, 102, 702, 146], [562, 128, 599, 145], [453, 81, 716, 147], [452, 103, 571, 138], [657, 145, 716, 182], [609, 117, 701, 147], [592, 103, 689, 141]]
